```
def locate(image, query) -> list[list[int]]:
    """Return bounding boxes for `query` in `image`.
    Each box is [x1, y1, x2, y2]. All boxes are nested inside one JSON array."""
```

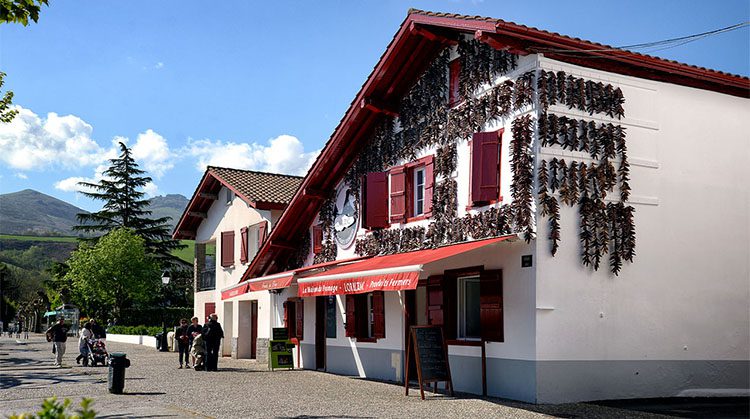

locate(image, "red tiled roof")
[[172, 166, 302, 240]]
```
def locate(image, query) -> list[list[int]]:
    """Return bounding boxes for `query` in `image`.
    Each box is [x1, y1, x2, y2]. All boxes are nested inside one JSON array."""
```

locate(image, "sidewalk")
[[1, 335, 668, 418]]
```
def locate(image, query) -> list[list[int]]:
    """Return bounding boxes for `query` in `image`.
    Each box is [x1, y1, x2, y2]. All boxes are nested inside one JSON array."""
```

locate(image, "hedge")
[[107, 325, 163, 336], [116, 307, 195, 327]]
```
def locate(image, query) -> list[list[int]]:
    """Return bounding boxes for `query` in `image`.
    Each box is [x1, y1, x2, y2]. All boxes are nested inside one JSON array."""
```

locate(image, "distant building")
[[173, 166, 301, 361]]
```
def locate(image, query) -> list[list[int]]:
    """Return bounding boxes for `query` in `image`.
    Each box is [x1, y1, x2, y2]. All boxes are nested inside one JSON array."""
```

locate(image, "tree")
[[0, 0, 48, 26], [74, 142, 185, 264], [65, 228, 160, 320], [0, 72, 17, 123]]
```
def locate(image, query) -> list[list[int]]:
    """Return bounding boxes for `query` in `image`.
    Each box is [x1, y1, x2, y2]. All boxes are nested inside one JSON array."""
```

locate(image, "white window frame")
[[457, 275, 481, 340], [413, 166, 425, 216]]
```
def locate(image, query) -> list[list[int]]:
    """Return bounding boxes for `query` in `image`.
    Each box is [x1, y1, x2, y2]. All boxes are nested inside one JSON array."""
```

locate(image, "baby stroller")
[[88, 338, 109, 366]]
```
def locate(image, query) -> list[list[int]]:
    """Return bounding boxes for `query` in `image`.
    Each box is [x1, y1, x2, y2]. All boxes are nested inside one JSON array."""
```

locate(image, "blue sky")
[[1, 0, 748, 212]]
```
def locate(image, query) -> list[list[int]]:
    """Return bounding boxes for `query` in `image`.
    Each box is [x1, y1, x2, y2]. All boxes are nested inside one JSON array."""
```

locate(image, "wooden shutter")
[[390, 166, 406, 223], [295, 299, 304, 341], [240, 227, 249, 264], [470, 131, 501, 205], [424, 155, 435, 217], [426, 275, 444, 327], [449, 59, 461, 107], [345, 295, 357, 337], [220, 231, 234, 267], [258, 221, 268, 249], [365, 172, 389, 228], [480, 269, 504, 342], [204, 302, 216, 322], [372, 291, 385, 339], [312, 225, 323, 254]]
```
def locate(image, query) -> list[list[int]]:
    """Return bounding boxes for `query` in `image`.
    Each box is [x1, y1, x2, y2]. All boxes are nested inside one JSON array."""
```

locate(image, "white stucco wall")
[[535, 57, 750, 362]]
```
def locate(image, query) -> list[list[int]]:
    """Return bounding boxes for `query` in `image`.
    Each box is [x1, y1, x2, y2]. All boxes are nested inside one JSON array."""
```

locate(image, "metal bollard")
[[108, 352, 131, 394]]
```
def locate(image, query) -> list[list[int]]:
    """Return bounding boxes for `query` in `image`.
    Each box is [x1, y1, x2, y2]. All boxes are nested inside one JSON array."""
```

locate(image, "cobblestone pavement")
[[0, 335, 668, 419]]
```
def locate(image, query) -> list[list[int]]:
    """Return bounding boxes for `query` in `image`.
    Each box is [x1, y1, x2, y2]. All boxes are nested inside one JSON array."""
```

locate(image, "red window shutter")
[[295, 299, 304, 341], [426, 275, 444, 327], [372, 291, 385, 339], [312, 225, 323, 254], [449, 59, 461, 107], [424, 155, 435, 217], [480, 270, 504, 342], [345, 295, 357, 338], [221, 231, 235, 267], [389, 166, 406, 223], [240, 227, 248, 264], [470, 131, 501, 205], [258, 221, 268, 249], [365, 172, 389, 229], [204, 302, 216, 322]]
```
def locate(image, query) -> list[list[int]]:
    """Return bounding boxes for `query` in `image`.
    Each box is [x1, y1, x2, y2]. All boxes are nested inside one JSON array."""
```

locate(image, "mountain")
[[0, 189, 88, 236], [147, 194, 189, 231], [0, 190, 189, 236]]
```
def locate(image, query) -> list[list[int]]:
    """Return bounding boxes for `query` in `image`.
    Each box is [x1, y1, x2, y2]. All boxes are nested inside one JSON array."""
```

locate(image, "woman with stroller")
[[76, 322, 93, 366]]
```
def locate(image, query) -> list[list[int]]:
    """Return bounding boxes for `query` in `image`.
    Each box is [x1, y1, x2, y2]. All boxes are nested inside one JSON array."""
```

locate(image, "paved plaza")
[[0, 335, 677, 418]]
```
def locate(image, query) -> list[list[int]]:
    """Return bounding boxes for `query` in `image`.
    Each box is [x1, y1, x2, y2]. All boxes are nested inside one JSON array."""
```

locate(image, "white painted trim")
[[297, 264, 424, 283], [539, 147, 659, 170]]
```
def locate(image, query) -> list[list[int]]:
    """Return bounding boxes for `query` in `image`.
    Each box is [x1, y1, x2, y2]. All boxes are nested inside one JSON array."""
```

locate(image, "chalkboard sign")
[[405, 326, 453, 400], [272, 327, 288, 340]]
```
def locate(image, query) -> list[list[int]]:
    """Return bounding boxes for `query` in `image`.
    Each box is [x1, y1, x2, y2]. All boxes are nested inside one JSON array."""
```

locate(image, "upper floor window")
[[226, 188, 234, 205], [413, 167, 426, 216], [470, 130, 503, 206]]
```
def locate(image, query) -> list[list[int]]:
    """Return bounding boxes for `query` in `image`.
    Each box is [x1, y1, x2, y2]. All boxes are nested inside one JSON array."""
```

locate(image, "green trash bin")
[[108, 352, 130, 394]]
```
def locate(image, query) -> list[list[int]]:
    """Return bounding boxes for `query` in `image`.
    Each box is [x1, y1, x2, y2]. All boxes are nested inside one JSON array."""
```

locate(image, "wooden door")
[[250, 301, 258, 359], [315, 296, 326, 370], [204, 302, 216, 322]]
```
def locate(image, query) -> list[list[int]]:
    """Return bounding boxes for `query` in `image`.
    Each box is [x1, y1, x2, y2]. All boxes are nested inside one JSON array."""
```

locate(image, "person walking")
[[175, 318, 190, 369], [90, 319, 106, 342], [76, 322, 93, 366], [202, 313, 224, 372], [45, 317, 69, 367], [186, 317, 202, 368]]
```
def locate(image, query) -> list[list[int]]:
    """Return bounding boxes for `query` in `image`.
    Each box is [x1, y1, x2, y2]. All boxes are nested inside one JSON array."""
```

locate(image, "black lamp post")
[[159, 271, 170, 352]]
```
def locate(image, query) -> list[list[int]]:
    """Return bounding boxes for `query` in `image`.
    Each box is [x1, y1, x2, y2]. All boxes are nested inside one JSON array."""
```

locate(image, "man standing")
[[45, 317, 69, 367], [202, 314, 224, 372]]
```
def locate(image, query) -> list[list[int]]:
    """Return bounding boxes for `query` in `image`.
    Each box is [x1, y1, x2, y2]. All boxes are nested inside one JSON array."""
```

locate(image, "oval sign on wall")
[[333, 186, 358, 249]]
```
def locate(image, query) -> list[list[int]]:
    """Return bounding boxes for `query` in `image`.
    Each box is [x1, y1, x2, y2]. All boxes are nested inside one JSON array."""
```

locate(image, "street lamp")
[[159, 271, 171, 352]]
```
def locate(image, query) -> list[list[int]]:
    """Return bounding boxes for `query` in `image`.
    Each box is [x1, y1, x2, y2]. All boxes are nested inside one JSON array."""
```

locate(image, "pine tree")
[[74, 142, 185, 265]]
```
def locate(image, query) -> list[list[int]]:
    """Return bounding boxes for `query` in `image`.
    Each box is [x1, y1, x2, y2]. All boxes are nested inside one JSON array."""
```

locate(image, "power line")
[[534, 21, 749, 55]]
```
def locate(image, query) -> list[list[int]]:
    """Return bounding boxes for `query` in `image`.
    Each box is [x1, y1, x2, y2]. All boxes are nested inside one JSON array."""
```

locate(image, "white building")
[[173, 166, 302, 361], [222, 10, 749, 403]]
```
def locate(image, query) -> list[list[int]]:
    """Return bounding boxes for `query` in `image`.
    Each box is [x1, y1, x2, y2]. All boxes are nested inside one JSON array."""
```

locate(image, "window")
[[345, 292, 385, 340], [426, 269, 504, 342], [326, 296, 336, 338], [225, 188, 234, 205], [389, 155, 434, 223], [458, 276, 481, 339], [413, 167, 425, 216], [283, 298, 304, 341], [363, 172, 389, 229], [312, 224, 324, 254]]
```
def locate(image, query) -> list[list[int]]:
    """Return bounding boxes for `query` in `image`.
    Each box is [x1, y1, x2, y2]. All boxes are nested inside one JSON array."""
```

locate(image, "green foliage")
[[0, 234, 78, 243], [74, 142, 185, 265], [170, 240, 194, 264], [0, 0, 48, 26], [0, 71, 17, 123], [65, 228, 160, 319], [107, 325, 163, 336], [8, 397, 95, 419]]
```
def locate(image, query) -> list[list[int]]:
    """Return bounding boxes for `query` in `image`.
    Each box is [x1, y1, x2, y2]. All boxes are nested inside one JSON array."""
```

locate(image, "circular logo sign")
[[333, 187, 358, 249]]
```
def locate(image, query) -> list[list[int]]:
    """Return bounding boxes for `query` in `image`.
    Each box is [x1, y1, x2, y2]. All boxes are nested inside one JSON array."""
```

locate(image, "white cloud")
[[14, 173, 27, 179], [185, 134, 319, 176], [143, 182, 159, 197], [131, 129, 173, 179], [154, 62, 164, 70]]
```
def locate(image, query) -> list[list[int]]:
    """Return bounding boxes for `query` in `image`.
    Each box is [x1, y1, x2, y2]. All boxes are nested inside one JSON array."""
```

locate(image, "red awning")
[[297, 236, 514, 297], [220, 256, 367, 300]]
